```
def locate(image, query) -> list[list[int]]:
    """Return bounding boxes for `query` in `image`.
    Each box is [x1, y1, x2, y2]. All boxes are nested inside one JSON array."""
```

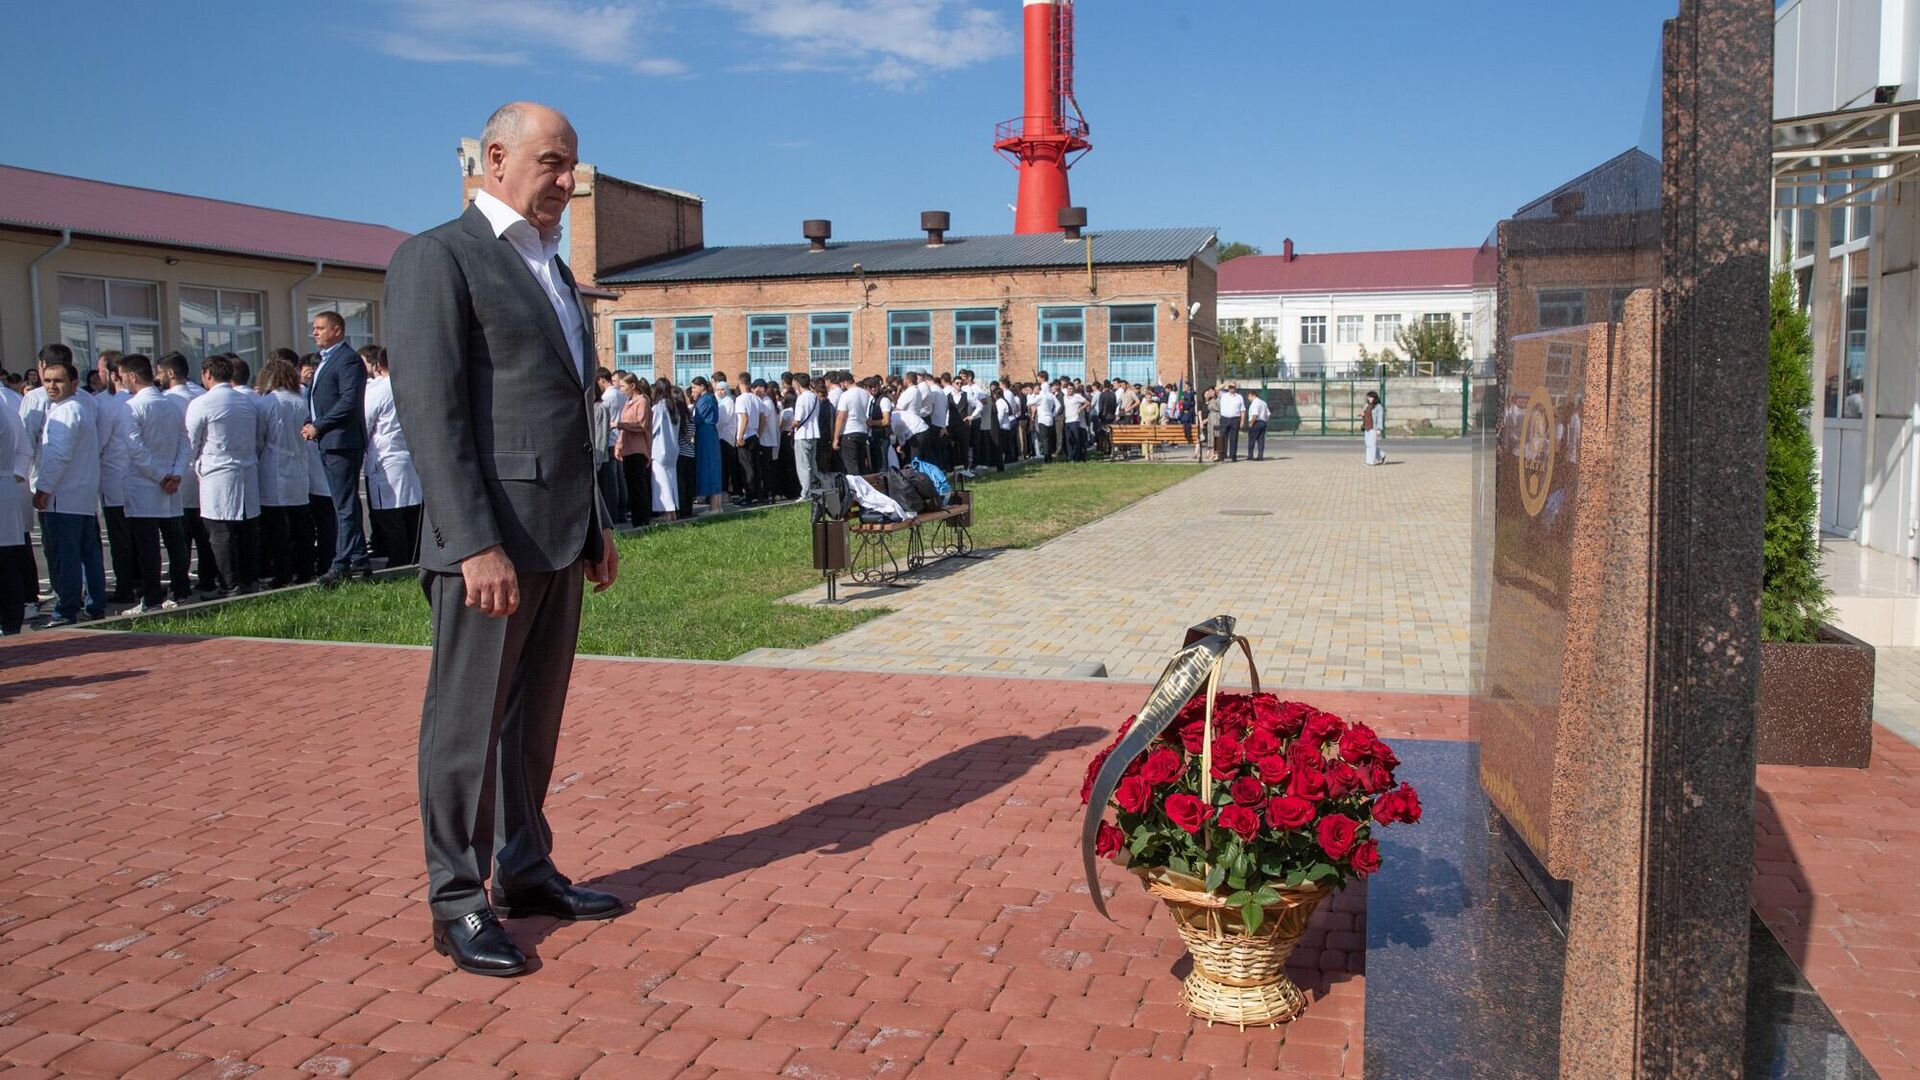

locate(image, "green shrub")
[[1762, 270, 1831, 643]]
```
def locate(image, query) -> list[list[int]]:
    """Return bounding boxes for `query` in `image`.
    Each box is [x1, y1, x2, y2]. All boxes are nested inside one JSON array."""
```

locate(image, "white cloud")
[[375, 0, 684, 75], [715, 0, 1015, 88]]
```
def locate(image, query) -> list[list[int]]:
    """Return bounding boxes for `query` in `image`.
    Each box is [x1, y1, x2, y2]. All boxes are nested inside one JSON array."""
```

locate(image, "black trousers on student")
[[0, 543, 28, 633], [676, 454, 695, 512], [103, 505, 138, 601], [737, 438, 763, 502], [285, 500, 316, 583], [306, 495, 336, 579], [205, 517, 258, 592], [620, 454, 652, 526], [13, 532, 35, 606], [840, 432, 870, 476], [258, 505, 297, 585], [370, 504, 422, 567], [1248, 421, 1269, 461], [182, 508, 220, 592], [720, 441, 741, 496], [129, 515, 189, 607]]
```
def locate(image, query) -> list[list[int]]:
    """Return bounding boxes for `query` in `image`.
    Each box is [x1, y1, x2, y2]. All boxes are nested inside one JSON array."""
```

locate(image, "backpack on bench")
[[813, 472, 854, 520]]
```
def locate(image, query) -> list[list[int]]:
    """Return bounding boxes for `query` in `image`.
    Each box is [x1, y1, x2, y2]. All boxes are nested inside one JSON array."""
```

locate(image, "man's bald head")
[[479, 101, 578, 234]]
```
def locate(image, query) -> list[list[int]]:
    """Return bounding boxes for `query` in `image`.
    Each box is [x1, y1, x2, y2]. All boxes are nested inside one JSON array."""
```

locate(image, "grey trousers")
[[794, 438, 818, 497], [418, 562, 584, 919]]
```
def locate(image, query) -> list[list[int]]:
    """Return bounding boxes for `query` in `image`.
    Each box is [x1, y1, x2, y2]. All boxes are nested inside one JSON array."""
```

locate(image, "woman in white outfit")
[[1361, 390, 1384, 466], [255, 359, 315, 586], [360, 347, 423, 566], [650, 379, 680, 521]]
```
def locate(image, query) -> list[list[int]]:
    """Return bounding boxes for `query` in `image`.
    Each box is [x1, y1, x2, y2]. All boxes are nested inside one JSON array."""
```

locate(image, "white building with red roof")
[[0, 164, 412, 370], [1217, 239, 1493, 377]]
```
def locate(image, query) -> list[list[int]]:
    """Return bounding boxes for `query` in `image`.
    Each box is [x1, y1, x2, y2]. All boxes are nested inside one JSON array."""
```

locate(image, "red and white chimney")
[[994, 0, 1092, 235]]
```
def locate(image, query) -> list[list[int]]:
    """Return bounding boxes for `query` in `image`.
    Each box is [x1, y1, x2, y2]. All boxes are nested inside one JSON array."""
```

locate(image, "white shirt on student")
[[35, 393, 101, 515], [756, 395, 779, 445], [124, 386, 190, 519], [717, 391, 738, 446], [927, 385, 950, 427], [1247, 395, 1271, 423], [472, 188, 587, 382], [1219, 391, 1246, 419], [185, 383, 266, 522], [837, 385, 873, 435], [1063, 392, 1089, 423], [1035, 391, 1060, 425], [792, 389, 823, 440]]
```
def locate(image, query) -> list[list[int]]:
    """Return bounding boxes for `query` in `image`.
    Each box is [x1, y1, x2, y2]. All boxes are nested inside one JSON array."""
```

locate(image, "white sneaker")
[[125, 602, 153, 616], [160, 598, 180, 611]]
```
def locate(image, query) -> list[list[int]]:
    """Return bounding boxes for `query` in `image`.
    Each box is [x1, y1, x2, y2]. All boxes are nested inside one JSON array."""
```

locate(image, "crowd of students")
[[585, 367, 1213, 528], [0, 336, 420, 634]]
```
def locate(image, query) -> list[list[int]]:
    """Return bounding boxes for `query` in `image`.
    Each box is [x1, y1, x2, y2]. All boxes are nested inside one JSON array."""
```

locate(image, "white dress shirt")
[[1063, 392, 1088, 423], [35, 394, 101, 515], [259, 389, 312, 508], [792, 389, 822, 440], [362, 377, 422, 510], [473, 189, 587, 382], [186, 384, 266, 522], [717, 391, 738, 446], [1247, 395, 1272, 424], [1220, 391, 1246, 419], [927, 386, 950, 427], [124, 386, 190, 519], [837, 385, 873, 434], [165, 382, 205, 509], [756, 395, 779, 445]]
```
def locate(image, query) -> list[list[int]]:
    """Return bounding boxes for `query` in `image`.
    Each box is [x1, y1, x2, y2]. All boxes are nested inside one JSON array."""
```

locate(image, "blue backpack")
[[911, 458, 952, 498]]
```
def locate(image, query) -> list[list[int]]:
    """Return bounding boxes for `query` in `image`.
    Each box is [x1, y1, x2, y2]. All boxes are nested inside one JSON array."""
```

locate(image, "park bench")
[[1105, 423, 1200, 459], [810, 470, 977, 600]]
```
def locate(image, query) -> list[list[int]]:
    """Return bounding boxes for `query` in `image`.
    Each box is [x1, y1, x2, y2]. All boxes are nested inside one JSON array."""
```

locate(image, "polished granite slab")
[[1363, 740, 1878, 1079]]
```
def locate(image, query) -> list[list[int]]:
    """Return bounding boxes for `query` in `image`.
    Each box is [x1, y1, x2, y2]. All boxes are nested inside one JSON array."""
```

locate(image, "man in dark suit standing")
[[386, 102, 622, 978], [302, 311, 370, 586]]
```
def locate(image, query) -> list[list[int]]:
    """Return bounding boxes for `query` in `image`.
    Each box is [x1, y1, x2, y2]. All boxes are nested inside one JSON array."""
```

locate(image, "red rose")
[[1096, 822, 1125, 858], [1287, 738, 1325, 772], [1289, 766, 1328, 801], [1273, 700, 1314, 736], [1326, 761, 1361, 800], [1350, 839, 1382, 877], [1229, 776, 1266, 807], [1114, 775, 1151, 814], [1080, 747, 1111, 805], [1141, 747, 1183, 786], [1122, 753, 1144, 778], [1209, 735, 1245, 780], [1254, 754, 1289, 786], [1164, 793, 1211, 834], [1375, 740, 1401, 771], [1251, 694, 1283, 731], [1305, 711, 1347, 745], [1372, 784, 1423, 825], [1217, 804, 1261, 842], [1178, 718, 1207, 754], [1361, 762, 1393, 795], [1338, 726, 1374, 763], [1243, 728, 1281, 758], [1267, 794, 1315, 829], [1317, 814, 1359, 859]]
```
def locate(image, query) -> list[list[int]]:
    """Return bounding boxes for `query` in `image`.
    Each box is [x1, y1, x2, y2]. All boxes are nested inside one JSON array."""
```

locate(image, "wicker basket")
[[1138, 868, 1328, 1028]]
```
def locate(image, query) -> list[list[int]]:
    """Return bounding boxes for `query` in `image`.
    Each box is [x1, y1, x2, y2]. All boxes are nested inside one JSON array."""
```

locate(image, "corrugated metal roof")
[[0, 163, 411, 270], [1218, 247, 1482, 296], [600, 226, 1217, 285]]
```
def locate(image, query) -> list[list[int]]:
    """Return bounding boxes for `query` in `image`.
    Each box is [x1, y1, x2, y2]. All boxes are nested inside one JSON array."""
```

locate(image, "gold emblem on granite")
[[1519, 385, 1555, 517]]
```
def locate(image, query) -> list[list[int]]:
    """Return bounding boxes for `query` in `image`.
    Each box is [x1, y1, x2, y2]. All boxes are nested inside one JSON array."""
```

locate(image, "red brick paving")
[[1755, 728, 1920, 1080], [0, 632, 1470, 1078]]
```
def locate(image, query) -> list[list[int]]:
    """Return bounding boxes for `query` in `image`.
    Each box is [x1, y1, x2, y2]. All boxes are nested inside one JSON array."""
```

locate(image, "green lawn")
[[120, 462, 1201, 660]]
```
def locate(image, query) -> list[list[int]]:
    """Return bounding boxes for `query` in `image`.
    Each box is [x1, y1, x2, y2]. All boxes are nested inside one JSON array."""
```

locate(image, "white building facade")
[[1774, 0, 1920, 552], [1216, 244, 1493, 377]]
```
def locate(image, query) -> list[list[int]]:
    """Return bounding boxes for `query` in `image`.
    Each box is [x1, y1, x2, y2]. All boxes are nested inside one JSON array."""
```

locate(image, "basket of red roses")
[[1079, 616, 1421, 1028]]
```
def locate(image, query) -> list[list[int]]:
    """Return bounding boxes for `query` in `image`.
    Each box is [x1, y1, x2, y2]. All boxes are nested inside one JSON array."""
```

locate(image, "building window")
[[1423, 313, 1453, 327], [613, 318, 655, 379], [954, 309, 1000, 381], [307, 298, 376, 350], [1108, 305, 1157, 383], [1459, 312, 1474, 360], [59, 275, 160, 365], [1336, 315, 1363, 344], [887, 310, 932, 377], [673, 315, 713, 385], [1254, 316, 1279, 335], [1535, 290, 1587, 329], [1039, 306, 1086, 379], [1830, 284, 1869, 419], [747, 314, 788, 381], [179, 286, 264, 365], [1221, 317, 1248, 332], [808, 312, 851, 375], [1374, 314, 1401, 343], [1300, 316, 1326, 345]]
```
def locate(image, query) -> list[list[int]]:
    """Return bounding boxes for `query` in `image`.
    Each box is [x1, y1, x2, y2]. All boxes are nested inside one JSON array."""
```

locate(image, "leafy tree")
[[1394, 317, 1468, 376], [1354, 344, 1404, 377], [1762, 270, 1831, 643], [1220, 320, 1279, 379], [1217, 240, 1262, 263]]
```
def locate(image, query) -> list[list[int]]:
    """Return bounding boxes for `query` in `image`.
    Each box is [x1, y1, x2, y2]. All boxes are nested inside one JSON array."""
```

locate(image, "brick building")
[[455, 139, 1221, 389]]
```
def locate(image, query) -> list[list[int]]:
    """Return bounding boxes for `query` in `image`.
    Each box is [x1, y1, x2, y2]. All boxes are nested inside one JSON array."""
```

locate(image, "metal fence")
[[1247, 375, 1480, 437]]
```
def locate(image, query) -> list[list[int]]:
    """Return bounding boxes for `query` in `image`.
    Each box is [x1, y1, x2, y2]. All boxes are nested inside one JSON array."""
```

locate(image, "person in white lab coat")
[[4, 356, 40, 621], [118, 354, 191, 612], [185, 355, 267, 594], [158, 352, 218, 597], [255, 358, 315, 587], [359, 347, 422, 567], [651, 378, 681, 521], [0, 382, 29, 633], [298, 354, 335, 583], [32, 359, 107, 623], [92, 350, 140, 603]]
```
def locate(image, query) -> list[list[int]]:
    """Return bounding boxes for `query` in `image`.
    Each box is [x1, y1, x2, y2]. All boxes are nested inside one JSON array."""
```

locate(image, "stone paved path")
[[769, 444, 1473, 693], [0, 632, 1468, 1080]]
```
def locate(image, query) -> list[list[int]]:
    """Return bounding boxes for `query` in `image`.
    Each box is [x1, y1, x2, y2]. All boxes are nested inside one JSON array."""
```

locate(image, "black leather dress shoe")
[[431, 909, 528, 977], [493, 878, 625, 922]]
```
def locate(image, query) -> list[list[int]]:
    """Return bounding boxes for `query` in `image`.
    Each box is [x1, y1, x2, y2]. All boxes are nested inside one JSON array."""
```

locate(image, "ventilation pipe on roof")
[[28, 228, 72, 352], [921, 211, 950, 247], [804, 220, 831, 252], [1283, 238, 1295, 262], [291, 260, 325, 346], [1059, 206, 1087, 241]]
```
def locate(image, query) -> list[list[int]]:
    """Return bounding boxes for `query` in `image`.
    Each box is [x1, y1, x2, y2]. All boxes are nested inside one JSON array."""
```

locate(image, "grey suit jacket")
[[385, 204, 607, 575]]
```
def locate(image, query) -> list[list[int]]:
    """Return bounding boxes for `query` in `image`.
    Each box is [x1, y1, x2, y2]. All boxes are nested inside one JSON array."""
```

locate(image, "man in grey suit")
[[386, 101, 623, 978]]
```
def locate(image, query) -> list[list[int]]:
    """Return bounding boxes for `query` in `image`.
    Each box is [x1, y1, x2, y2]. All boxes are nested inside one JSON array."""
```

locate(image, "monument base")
[[1363, 741, 1878, 1079]]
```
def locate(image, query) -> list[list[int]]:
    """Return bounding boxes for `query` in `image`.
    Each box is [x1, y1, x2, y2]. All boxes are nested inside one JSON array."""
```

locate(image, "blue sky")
[[2, 0, 1678, 254]]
